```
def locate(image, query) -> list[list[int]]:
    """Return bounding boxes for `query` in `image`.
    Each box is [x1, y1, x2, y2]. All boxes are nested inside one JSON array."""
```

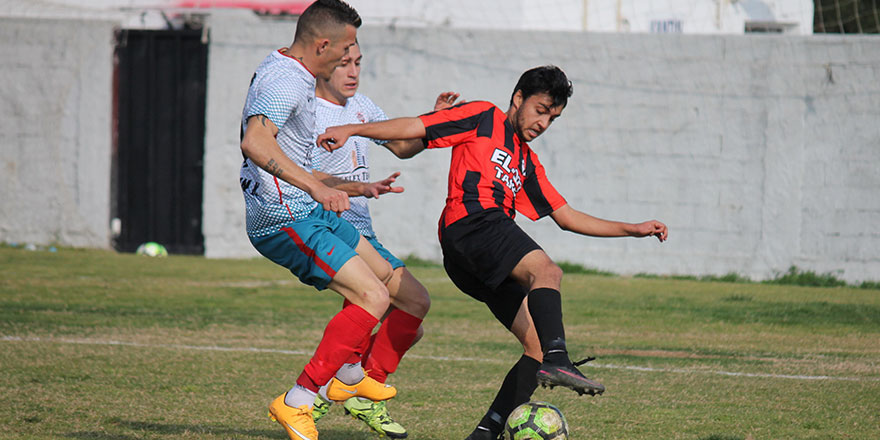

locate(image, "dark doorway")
[[113, 28, 207, 255]]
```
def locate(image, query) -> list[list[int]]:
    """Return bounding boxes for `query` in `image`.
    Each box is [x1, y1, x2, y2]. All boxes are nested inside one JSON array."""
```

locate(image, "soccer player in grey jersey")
[[307, 42, 461, 439]]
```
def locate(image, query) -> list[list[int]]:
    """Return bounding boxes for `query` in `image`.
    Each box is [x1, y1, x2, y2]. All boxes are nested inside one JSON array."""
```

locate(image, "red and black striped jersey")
[[418, 100, 567, 229]]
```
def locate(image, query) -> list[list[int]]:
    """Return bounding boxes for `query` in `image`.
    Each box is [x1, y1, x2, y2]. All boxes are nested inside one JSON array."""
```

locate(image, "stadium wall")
[[0, 16, 116, 248], [0, 11, 877, 283]]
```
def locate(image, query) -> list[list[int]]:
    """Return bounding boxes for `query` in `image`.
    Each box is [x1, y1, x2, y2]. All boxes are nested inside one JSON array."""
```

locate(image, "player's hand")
[[317, 125, 352, 152], [312, 184, 350, 215], [363, 172, 405, 199], [434, 91, 463, 111], [632, 220, 668, 242]]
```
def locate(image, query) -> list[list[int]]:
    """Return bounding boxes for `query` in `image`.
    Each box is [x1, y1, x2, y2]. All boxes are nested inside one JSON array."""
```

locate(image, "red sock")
[[363, 309, 422, 383], [297, 304, 378, 392]]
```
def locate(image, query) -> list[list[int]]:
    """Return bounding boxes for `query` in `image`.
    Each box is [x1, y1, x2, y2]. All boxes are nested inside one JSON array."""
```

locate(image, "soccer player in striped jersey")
[[307, 42, 460, 439], [317, 65, 669, 440]]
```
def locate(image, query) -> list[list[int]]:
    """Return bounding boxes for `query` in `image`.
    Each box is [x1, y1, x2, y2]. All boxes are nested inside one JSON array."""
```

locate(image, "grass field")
[[1, 246, 878, 439]]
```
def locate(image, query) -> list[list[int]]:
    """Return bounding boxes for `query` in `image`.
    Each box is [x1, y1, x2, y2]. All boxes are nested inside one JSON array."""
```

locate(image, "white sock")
[[335, 362, 365, 385], [318, 384, 331, 402], [284, 384, 317, 409]]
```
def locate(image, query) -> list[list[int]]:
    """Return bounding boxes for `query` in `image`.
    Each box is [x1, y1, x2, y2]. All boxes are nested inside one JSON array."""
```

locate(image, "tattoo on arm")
[[266, 159, 284, 177], [258, 115, 269, 127]]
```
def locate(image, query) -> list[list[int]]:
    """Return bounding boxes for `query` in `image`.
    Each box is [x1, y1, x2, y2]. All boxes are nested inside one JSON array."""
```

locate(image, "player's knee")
[[409, 283, 431, 318], [534, 260, 563, 289], [360, 281, 391, 317]]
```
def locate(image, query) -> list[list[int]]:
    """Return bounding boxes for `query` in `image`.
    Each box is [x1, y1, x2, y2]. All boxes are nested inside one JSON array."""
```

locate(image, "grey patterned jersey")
[[313, 93, 388, 238], [239, 50, 320, 237]]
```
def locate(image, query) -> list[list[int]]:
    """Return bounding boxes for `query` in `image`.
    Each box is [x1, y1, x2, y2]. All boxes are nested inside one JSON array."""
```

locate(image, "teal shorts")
[[250, 207, 360, 290], [365, 236, 405, 270]]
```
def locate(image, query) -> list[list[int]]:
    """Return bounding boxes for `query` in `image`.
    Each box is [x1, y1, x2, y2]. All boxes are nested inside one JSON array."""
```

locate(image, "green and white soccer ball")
[[506, 401, 569, 440], [136, 242, 168, 257]]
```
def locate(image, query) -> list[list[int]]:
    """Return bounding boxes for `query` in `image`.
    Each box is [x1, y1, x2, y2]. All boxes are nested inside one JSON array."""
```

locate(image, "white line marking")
[[3, 335, 877, 383]]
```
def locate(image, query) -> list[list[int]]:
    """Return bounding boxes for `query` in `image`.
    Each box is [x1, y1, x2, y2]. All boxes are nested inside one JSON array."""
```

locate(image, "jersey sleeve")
[[418, 101, 497, 149], [245, 77, 301, 130], [515, 147, 567, 221]]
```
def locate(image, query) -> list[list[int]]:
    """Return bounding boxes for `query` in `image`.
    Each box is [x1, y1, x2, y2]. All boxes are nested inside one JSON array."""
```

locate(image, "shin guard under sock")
[[297, 304, 378, 392], [482, 354, 541, 433], [527, 288, 567, 362], [363, 308, 422, 383]]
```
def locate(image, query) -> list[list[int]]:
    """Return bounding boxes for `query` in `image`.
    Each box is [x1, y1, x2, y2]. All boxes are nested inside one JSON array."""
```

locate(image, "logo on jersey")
[[356, 112, 366, 123], [490, 148, 523, 194]]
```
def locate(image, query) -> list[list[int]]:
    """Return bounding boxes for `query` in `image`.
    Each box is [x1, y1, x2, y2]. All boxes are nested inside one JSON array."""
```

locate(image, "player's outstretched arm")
[[313, 170, 404, 199], [375, 92, 464, 159], [550, 204, 668, 242], [241, 115, 350, 214], [317, 117, 426, 152]]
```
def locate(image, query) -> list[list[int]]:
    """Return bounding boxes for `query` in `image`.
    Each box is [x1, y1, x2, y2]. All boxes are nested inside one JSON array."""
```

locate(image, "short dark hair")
[[510, 65, 573, 108], [295, 0, 361, 42]]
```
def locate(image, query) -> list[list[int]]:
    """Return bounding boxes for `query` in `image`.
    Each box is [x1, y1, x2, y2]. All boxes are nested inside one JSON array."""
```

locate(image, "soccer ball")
[[136, 242, 168, 257], [506, 401, 569, 440]]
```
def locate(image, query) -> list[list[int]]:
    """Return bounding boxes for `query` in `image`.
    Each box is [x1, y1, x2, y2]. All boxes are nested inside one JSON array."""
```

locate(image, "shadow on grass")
[[66, 420, 446, 440]]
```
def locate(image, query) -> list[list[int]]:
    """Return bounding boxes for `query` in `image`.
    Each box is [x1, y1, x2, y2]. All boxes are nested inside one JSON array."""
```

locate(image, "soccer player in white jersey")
[[306, 43, 461, 439], [238, 2, 408, 440]]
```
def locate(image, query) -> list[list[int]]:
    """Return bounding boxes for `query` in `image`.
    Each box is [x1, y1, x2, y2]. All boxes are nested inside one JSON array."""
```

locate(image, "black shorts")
[[440, 209, 542, 329]]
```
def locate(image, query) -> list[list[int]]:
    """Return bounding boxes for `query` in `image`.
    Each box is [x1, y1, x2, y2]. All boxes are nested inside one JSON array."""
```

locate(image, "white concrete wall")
[[201, 15, 880, 283], [1, 10, 877, 283], [0, 16, 116, 248], [35, 0, 814, 34]]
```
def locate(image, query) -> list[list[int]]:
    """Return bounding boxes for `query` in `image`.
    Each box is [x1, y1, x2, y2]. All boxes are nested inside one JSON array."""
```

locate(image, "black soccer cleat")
[[464, 426, 503, 440], [536, 356, 605, 396]]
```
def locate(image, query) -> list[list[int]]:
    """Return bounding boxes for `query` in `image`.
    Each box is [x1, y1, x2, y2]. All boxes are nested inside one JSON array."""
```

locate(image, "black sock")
[[527, 288, 567, 362], [480, 354, 541, 434]]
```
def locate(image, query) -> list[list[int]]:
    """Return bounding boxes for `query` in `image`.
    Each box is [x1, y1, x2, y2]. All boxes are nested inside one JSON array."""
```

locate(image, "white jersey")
[[240, 50, 321, 237], [314, 93, 388, 238]]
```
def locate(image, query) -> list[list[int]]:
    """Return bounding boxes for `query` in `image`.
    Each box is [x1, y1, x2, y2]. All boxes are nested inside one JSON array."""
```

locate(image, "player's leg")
[[465, 281, 542, 440], [509, 249, 605, 396], [257, 213, 395, 440], [350, 239, 429, 439]]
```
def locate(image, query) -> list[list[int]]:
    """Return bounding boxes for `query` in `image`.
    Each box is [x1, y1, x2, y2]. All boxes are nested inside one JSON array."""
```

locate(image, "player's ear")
[[511, 90, 524, 111], [316, 38, 330, 55]]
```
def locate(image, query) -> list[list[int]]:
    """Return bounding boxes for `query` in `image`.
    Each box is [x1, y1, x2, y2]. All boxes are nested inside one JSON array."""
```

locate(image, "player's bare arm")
[[241, 114, 350, 214], [318, 117, 427, 152], [550, 204, 668, 242], [380, 91, 464, 159], [313, 170, 405, 199]]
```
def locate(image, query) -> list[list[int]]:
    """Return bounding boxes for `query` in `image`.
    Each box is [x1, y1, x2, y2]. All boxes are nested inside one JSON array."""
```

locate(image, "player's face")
[[512, 91, 564, 142], [319, 24, 357, 79], [327, 44, 362, 101]]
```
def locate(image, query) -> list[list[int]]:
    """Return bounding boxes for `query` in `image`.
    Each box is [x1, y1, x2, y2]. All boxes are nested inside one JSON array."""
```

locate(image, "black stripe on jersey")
[[462, 171, 483, 215], [501, 119, 517, 155], [522, 154, 554, 218], [426, 108, 495, 141], [476, 108, 495, 138], [492, 180, 506, 208]]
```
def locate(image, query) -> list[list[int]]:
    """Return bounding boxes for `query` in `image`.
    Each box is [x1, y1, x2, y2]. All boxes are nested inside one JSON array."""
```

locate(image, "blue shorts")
[[250, 207, 360, 290], [366, 236, 405, 270]]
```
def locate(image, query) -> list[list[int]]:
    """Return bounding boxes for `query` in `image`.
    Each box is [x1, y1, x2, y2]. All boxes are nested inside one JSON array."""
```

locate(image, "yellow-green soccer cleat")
[[343, 397, 408, 439], [326, 373, 397, 402], [268, 393, 318, 440], [312, 393, 332, 423]]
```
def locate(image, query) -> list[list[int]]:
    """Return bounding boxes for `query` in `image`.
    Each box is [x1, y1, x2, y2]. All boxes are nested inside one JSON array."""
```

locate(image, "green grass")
[[1, 247, 879, 439]]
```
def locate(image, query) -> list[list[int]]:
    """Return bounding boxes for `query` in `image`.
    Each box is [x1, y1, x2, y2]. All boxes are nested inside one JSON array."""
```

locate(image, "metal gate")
[[113, 29, 207, 255]]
